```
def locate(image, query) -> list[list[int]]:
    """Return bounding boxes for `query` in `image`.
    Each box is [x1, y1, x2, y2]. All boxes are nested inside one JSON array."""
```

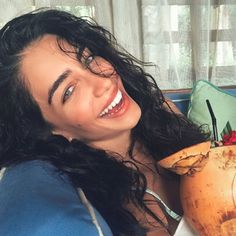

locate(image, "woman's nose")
[[89, 73, 113, 97]]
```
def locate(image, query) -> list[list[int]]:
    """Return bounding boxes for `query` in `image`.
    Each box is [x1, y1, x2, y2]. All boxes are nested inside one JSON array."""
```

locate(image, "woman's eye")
[[84, 55, 94, 67], [62, 85, 75, 103]]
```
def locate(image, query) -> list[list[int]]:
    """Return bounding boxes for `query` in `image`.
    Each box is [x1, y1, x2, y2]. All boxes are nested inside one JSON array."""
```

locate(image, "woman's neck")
[[88, 131, 132, 157]]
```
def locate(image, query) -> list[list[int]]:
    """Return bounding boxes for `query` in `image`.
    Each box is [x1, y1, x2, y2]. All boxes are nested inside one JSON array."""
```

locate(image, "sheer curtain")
[[0, 0, 236, 90]]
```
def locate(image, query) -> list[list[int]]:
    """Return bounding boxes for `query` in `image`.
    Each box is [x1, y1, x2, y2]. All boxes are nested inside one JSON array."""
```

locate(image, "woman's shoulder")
[[0, 160, 112, 236]]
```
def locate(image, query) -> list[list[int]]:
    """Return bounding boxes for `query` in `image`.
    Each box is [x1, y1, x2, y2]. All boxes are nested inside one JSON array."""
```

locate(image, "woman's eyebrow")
[[48, 69, 72, 105]]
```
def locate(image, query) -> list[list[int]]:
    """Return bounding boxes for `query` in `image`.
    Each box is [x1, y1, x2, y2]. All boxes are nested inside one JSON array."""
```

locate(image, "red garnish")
[[222, 131, 236, 145]]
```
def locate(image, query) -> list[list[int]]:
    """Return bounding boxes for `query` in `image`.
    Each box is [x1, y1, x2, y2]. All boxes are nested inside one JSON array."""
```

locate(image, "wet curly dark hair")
[[0, 9, 208, 236]]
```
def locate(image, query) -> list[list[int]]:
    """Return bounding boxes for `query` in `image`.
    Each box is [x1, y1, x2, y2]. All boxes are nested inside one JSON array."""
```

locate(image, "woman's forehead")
[[20, 36, 76, 98], [22, 35, 75, 56], [22, 34, 91, 61]]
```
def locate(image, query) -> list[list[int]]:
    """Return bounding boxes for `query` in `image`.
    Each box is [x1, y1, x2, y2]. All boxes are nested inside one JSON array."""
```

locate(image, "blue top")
[[0, 160, 113, 236]]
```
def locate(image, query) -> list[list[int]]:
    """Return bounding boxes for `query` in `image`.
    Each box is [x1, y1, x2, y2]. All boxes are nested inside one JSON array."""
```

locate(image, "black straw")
[[206, 99, 218, 141]]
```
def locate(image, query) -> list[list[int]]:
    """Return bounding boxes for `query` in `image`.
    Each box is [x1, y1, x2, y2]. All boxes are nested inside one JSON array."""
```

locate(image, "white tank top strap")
[[145, 188, 182, 222]]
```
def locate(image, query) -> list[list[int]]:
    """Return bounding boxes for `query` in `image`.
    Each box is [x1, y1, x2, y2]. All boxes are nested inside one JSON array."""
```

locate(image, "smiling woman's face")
[[20, 35, 141, 152]]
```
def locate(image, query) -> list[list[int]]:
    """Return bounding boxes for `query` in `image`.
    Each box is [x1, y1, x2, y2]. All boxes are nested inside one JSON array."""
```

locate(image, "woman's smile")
[[99, 89, 130, 118]]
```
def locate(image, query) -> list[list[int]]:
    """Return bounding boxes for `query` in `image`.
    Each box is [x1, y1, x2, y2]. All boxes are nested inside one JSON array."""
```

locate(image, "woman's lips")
[[99, 87, 119, 114], [99, 90, 130, 118], [99, 89, 122, 116]]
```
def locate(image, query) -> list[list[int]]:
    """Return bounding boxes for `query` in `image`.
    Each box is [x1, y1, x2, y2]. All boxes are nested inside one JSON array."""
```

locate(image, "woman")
[[0, 9, 207, 236]]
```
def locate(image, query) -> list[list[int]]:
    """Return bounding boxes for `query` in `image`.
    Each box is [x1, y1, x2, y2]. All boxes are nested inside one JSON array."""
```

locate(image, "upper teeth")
[[100, 90, 122, 117]]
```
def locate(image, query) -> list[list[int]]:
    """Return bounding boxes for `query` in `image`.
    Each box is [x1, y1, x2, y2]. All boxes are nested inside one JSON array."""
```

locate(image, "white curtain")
[[0, 0, 236, 90]]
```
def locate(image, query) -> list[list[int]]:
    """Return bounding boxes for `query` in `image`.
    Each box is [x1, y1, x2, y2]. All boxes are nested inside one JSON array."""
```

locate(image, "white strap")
[[0, 168, 6, 181], [146, 188, 182, 221], [78, 188, 105, 236]]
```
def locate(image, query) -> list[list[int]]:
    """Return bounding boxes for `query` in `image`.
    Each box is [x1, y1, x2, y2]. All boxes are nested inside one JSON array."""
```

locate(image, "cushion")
[[187, 80, 236, 140], [0, 160, 113, 236]]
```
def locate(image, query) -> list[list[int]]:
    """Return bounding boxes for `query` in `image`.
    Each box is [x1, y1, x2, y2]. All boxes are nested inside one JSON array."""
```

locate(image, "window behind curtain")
[[142, 0, 236, 89]]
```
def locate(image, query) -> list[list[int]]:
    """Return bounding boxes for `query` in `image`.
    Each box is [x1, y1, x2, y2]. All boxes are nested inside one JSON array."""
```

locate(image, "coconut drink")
[[158, 141, 236, 236]]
